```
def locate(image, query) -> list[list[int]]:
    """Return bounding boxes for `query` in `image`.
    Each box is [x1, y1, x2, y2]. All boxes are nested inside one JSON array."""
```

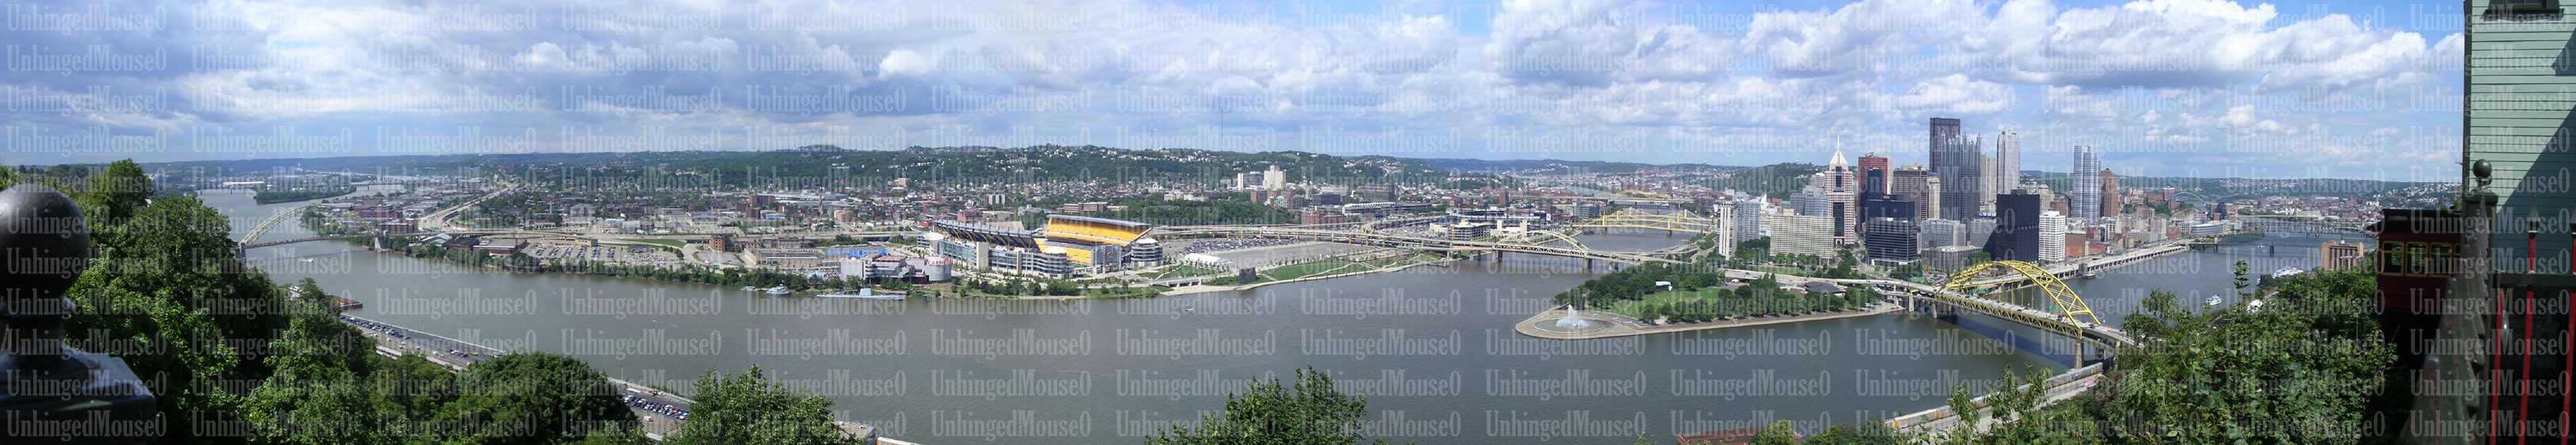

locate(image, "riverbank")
[[1513, 301, 1905, 340], [1157, 257, 1458, 295]]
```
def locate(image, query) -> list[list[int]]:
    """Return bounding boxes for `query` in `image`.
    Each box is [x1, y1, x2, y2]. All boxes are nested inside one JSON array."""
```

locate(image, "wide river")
[[206, 188, 2352, 443]]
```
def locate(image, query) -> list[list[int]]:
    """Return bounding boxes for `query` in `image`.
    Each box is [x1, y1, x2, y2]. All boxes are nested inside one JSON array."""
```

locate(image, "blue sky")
[[0, 0, 2463, 181]]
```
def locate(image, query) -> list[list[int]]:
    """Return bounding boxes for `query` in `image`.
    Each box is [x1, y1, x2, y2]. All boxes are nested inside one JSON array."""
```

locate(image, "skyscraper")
[[1918, 219, 1963, 249], [1863, 217, 1919, 265], [2038, 211, 2066, 263], [1733, 198, 1764, 243], [1857, 153, 1890, 194], [1992, 131, 2021, 200], [1930, 118, 1983, 221], [2099, 169, 2119, 219], [1791, 187, 1829, 218], [1892, 165, 1936, 222], [1986, 191, 2043, 262], [2070, 146, 2101, 224], [1978, 154, 1997, 215]]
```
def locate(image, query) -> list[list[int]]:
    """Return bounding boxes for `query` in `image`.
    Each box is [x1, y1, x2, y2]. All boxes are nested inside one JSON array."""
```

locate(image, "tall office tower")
[[2037, 211, 2066, 263], [1263, 165, 1285, 190], [1966, 218, 1998, 253], [1918, 219, 1963, 249], [1986, 191, 2043, 262], [1863, 217, 1919, 265], [1861, 168, 1888, 197], [1931, 120, 1984, 221], [1857, 153, 1890, 193], [2070, 146, 2101, 224], [1860, 192, 1914, 222], [2099, 169, 2119, 218], [1979, 154, 1998, 215], [1991, 131, 2021, 206], [1827, 190, 1857, 241], [1820, 150, 1855, 192], [1733, 198, 1764, 243], [1791, 187, 1829, 218], [1892, 166, 1936, 221]]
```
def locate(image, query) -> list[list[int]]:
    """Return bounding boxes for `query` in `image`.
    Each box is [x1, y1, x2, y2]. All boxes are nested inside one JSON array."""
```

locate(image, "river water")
[[204, 189, 2339, 443]]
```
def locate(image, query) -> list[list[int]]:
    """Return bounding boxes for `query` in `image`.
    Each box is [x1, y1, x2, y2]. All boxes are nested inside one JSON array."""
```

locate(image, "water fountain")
[[1533, 305, 1608, 333]]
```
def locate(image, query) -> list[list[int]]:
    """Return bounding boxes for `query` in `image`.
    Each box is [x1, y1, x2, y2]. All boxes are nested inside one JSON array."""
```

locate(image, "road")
[[415, 182, 519, 231]]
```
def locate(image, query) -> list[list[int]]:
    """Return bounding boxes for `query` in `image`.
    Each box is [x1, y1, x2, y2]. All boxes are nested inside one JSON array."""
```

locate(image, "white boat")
[[742, 286, 758, 291], [764, 287, 792, 295], [2272, 267, 2305, 278], [297, 258, 315, 262]]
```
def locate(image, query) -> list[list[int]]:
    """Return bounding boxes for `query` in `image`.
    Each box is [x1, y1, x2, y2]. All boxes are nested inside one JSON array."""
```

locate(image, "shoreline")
[[1513, 301, 1906, 340], [1157, 257, 1457, 296]]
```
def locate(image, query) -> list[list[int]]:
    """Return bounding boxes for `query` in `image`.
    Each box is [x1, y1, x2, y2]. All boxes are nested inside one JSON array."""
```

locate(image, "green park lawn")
[[1601, 287, 1733, 320], [1263, 259, 1374, 280]]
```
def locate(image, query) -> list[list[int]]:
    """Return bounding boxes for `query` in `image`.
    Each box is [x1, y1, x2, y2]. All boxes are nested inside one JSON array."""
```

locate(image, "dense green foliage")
[[671, 367, 859, 445], [254, 186, 357, 204], [65, 160, 295, 444], [1929, 263, 2394, 445], [1148, 367, 1404, 445], [441, 353, 640, 443], [1554, 263, 1878, 322], [1554, 262, 1730, 307]]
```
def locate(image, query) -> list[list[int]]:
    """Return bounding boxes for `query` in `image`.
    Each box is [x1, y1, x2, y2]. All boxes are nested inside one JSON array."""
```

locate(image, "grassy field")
[[1263, 260, 1374, 280], [1601, 287, 1735, 320]]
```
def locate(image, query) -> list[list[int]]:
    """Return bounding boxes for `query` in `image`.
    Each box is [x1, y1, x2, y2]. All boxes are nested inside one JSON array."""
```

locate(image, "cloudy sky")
[[2, 0, 2461, 181]]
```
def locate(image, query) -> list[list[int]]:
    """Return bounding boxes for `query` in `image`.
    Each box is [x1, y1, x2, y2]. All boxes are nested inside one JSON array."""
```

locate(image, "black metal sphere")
[[0, 184, 92, 299]]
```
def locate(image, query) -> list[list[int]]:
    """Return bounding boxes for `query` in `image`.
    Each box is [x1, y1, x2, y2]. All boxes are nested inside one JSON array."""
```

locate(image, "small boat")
[[764, 287, 792, 295], [742, 286, 758, 291], [2272, 267, 2305, 279], [1183, 307, 1197, 314], [297, 258, 316, 262]]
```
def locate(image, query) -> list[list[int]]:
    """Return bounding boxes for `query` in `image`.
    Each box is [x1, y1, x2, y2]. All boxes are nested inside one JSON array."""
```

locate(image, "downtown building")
[[1982, 191, 2042, 262], [1768, 213, 1837, 258], [1892, 165, 1939, 222], [2070, 146, 2102, 225], [1929, 118, 1985, 222]]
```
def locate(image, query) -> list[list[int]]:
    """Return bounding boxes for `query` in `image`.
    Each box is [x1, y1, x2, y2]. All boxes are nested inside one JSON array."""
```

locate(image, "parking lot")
[[519, 242, 685, 268]]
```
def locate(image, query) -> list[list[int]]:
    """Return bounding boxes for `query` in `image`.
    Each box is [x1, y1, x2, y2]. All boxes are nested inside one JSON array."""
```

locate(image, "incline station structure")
[[930, 215, 1164, 279]]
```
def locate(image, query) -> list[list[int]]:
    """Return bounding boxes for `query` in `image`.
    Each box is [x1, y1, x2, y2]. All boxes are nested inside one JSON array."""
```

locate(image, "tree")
[[438, 352, 640, 444], [67, 192, 294, 444], [2102, 264, 2391, 445], [80, 159, 151, 222], [672, 367, 858, 445], [1749, 420, 1798, 445], [268, 278, 373, 380], [1147, 367, 1401, 445]]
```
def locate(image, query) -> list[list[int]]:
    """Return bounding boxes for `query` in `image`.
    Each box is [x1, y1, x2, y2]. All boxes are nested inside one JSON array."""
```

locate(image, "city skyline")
[[0, 0, 2459, 180]]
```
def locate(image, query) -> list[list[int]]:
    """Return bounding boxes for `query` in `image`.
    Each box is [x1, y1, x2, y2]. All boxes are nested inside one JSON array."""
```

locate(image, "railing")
[[1883, 363, 2105, 432]]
